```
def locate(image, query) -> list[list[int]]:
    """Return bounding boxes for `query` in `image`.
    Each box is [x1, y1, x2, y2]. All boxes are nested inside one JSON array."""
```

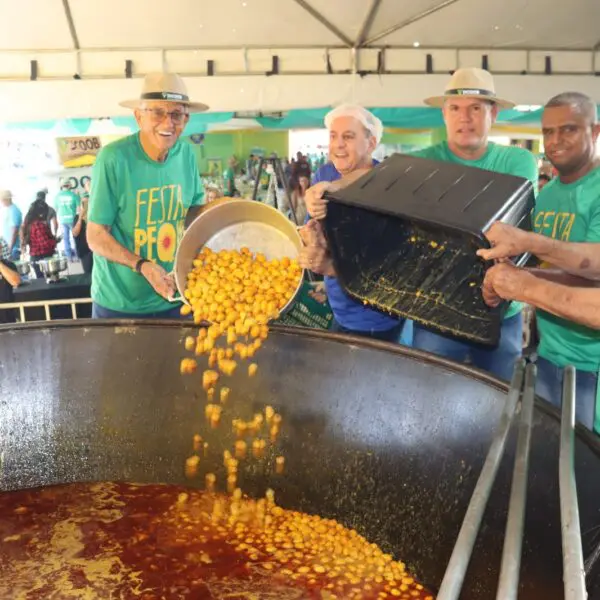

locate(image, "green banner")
[[276, 281, 333, 330]]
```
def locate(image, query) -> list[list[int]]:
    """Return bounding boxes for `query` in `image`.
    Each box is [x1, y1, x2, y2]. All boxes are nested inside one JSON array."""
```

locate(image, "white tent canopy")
[[1, 0, 599, 122]]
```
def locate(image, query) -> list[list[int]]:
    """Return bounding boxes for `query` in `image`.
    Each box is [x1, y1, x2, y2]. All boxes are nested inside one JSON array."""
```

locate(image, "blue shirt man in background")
[[0, 190, 23, 260]]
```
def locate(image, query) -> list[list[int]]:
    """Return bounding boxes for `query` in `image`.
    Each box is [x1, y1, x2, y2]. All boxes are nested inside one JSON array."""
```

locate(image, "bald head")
[[545, 92, 597, 126]]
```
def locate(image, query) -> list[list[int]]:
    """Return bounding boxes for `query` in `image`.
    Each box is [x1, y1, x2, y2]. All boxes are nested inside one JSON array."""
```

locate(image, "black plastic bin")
[[323, 153, 535, 347]]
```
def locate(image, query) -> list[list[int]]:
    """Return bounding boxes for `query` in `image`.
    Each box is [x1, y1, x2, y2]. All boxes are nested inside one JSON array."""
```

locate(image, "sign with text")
[[56, 136, 102, 168]]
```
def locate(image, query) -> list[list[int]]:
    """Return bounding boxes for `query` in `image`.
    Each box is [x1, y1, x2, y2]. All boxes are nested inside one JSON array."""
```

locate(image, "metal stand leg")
[[437, 360, 526, 600], [560, 366, 587, 600], [438, 360, 589, 599], [496, 362, 536, 600]]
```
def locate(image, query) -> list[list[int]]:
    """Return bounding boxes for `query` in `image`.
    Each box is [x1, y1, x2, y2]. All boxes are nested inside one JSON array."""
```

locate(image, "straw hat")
[[424, 68, 515, 110], [120, 72, 209, 113]]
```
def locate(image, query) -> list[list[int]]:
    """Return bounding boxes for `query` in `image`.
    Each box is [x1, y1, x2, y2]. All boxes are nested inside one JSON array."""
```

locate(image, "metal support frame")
[[438, 360, 588, 600], [560, 367, 587, 599], [61, 0, 80, 50], [363, 0, 462, 47], [496, 363, 536, 600], [1, 44, 598, 54], [291, 0, 353, 47], [355, 0, 384, 48]]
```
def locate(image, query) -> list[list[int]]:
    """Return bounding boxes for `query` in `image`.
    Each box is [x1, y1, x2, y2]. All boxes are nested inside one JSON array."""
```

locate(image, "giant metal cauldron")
[[0, 321, 599, 598]]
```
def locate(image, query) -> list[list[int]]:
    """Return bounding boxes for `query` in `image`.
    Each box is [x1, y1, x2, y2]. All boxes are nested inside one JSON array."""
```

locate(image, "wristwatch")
[[134, 258, 150, 274]]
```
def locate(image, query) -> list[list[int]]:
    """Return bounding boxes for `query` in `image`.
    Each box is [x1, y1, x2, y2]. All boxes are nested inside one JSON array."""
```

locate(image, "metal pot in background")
[[14, 261, 31, 276], [36, 255, 68, 282]]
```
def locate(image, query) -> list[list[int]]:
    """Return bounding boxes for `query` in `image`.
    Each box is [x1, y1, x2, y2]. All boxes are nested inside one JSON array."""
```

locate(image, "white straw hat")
[[424, 67, 515, 110], [120, 72, 209, 113]]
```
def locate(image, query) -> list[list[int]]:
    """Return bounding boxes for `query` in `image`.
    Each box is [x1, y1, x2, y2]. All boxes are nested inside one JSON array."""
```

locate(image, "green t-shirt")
[[54, 190, 80, 225], [88, 133, 204, 314], [412, 142, 539, 319], [533, 166, 600, 372], [223, 168, 235, 195]]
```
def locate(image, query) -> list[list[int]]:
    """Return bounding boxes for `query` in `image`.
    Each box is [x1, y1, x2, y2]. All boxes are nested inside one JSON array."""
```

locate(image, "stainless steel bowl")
[[173, 199, 305, 312], [15, 261, 30, 276], [37, 256, 68, 275]]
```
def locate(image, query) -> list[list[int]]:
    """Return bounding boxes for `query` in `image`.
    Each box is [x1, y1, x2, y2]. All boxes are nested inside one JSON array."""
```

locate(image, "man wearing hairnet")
[[298, 104, 404, 341]]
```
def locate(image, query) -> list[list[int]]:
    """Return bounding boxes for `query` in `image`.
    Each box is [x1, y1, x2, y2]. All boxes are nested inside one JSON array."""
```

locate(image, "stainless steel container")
[[173, 199, 305, 312], [14, 261, 31, 276], [37, 255, 68, 279]]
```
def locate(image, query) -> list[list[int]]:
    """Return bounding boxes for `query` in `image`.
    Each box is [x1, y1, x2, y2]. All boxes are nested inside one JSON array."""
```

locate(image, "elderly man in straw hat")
[[304, 69, 537, 379], [87, 73, 207, 319]]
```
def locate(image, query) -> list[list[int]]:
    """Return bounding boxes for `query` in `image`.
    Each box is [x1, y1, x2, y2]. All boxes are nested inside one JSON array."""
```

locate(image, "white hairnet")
[[324, 104, 383, 144]]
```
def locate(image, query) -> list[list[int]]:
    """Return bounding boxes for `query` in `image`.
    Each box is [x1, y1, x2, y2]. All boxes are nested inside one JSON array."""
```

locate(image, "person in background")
[[292, 151, 311, 181], [87, 72, 206, 319], [72, 192, 93, 275], [538, 172, 552, 192], [223, 156, 238, 197], [204, 187, 221, 204], [289, 174, 309, 224], [81, 178, 91, 199], [0, 190, 23, 260], [406, 68, 539, 381], [28, 190, 59, 237], [21, 197, 58, 278], [0, 237, 21, 324], [299, 104, 404, 342], [283, 158, 294, 184], [53, 180, 80, 260]]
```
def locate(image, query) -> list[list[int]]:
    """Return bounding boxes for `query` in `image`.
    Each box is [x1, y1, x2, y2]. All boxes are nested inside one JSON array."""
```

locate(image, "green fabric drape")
[[4, 105, 599, 134]]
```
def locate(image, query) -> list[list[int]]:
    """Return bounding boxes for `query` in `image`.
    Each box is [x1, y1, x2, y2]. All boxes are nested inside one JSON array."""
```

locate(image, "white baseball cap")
[[324, 104, 383, 144]]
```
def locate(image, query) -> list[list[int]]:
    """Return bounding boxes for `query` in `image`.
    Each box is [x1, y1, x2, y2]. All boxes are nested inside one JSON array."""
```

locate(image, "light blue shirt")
[[1, 204, 23, 253]]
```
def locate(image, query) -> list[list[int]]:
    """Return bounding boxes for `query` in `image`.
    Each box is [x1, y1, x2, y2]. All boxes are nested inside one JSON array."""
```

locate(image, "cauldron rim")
[[2, 318, 599, 455]]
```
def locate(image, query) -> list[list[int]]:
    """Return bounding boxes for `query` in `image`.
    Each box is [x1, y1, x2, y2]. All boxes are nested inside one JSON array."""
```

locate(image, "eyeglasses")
[[143, 108, 190, 124]]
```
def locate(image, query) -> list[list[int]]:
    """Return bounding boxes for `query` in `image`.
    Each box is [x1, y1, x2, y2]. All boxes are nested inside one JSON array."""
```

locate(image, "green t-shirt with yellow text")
[[89, 134, 204, 314], [412, 142, 539, 320], [533, 166, 600, 372]]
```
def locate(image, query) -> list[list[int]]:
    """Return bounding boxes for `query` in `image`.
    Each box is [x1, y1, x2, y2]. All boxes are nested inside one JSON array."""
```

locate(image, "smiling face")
[[541, 104, 600, 178], [134, 101, 189, 161], [328, 116, 376, 175], [443, 97, 498, 156]]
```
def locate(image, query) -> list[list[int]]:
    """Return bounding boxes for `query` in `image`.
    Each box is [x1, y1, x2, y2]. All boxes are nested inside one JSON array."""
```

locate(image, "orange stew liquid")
[[0, 482, 435, 599]]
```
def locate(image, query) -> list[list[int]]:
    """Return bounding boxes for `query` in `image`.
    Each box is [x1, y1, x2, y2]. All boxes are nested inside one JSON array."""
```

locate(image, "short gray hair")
[[545, 92, 598, 125]]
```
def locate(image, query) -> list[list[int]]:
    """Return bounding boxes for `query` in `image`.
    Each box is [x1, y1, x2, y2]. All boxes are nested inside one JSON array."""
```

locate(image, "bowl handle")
[[167, 270, 183, 303]]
